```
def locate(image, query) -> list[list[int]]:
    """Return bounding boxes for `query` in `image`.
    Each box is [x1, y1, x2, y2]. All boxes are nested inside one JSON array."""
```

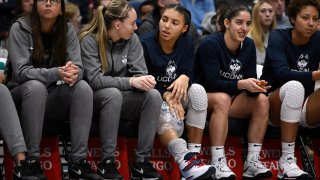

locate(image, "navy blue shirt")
[[261, 29, 320, 97], [196, 32, 257, 96], [140, 32, 194, 95]]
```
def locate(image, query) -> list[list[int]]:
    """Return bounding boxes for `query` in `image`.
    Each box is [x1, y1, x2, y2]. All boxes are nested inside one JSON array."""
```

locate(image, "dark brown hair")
[[31, 0, 67, 68], [287, 0, 320, 26], [219, 4, 250, 32]]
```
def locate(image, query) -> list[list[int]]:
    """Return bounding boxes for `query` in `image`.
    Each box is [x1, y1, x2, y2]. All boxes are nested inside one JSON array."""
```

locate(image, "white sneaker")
[[277, 155, 308, 179], [211, 156, 236, 179], [179, 152, 215, 180], [243, 154, 272, 178]]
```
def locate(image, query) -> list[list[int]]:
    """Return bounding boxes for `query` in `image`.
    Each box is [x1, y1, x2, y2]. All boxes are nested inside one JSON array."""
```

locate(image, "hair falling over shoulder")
[[79, 0, 132, 73]]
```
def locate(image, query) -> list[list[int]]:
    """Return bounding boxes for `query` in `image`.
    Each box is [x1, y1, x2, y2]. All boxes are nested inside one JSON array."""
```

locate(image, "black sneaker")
[[68, 158, 102, 180], [13, 160, 40, 180], [97, 158, 123, 180], [131, 160, 163, 180], [25, 157, 47, 180]]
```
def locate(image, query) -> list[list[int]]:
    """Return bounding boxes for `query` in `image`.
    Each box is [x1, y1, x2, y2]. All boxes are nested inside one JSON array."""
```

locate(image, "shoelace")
[[286, 156, 295, 164], [183, 153, 205, 171], [284, 156, 300, 170], [250, 155, 266, 169], [194, 153, 206, 167], [215, 157, 232, 172]]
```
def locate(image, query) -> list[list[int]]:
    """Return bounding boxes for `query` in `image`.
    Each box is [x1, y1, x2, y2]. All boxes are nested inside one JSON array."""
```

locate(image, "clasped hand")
[[59, 61, 78, 86]]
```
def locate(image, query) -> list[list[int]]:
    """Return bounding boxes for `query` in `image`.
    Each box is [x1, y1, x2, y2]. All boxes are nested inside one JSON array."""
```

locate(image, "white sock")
[[187, 143, 201, 153], [282, 142, 295, 157], [211, 146, 225, 163], [247, 143, 262, 161], [168, 138, 189, 164]]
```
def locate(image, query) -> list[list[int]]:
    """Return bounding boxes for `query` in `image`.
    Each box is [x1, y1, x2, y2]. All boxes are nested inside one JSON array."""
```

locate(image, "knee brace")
[[157, 102, 184, 137], [188, 84, 208, 110], [279, 81, 305, 123], [185, 84, 208, 129]]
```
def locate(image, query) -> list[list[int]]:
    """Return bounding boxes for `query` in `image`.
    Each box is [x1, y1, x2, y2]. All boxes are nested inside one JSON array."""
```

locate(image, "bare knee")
[[253, 94, 269, 113], [207, 93, 231, 114]]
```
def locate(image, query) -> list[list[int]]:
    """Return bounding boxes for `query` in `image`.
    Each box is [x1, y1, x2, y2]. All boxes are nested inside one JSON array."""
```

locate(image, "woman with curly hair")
[[261, 0, 320, 178]]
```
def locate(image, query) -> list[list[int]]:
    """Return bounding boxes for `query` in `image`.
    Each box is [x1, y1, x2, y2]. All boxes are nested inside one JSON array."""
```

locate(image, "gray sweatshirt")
[[80, 33, 147, 91], [6, 16, 83, 89]]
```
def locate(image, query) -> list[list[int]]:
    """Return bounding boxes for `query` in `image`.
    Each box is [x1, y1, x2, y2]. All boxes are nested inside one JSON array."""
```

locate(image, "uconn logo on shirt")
[[121, 55, 127, 64], [296, 54, 309, 72], [157, 60, 177, 82], [220, 59, 243, 80]]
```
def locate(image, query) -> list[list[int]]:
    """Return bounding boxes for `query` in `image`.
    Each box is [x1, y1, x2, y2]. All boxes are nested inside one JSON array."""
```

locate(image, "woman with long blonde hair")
[[249, 0, 276, 65], [79, 0, 163, 179]]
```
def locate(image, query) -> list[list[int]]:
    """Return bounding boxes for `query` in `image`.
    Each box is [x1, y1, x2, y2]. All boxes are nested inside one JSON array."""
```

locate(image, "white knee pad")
[[188, 84, 208, 110], [279, 81, 305, 123], [185, 84, 207, 129], [157, 102, 184, 137]]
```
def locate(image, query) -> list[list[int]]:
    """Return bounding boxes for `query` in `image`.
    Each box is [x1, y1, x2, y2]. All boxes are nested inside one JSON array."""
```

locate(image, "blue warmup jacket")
[[196, 32, 257, 96], [140, 32, 194, 96], [261, 29, 320, 97]]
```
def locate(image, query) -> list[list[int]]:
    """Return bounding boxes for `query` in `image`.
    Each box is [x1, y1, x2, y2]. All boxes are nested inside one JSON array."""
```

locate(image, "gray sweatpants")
[[0, 84, 27, 158], [93, 88, 162, 162], [11, 80, 93, 162]]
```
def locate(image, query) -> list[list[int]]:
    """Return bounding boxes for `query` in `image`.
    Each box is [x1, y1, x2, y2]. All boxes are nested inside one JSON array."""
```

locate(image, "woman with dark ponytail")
[[140, 4, 216, 179], [196, 4, 272, 179]]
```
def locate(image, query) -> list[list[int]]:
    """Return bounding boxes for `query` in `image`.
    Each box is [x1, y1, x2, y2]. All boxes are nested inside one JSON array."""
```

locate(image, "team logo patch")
[[157, 60, 178, 83], [121, 55, 127, 64], [229, 59, 242, 74], [166, 60, 177, 79], [296, 54, 309, 72]]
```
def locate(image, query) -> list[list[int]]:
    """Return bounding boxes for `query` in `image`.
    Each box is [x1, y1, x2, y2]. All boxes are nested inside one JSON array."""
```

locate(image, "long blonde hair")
[[79, 0, 132, 73], [250, 0, 276, 51]]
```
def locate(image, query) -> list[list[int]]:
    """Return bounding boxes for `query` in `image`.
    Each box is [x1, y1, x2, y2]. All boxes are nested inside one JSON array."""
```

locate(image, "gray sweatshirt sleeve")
[[81, 35, 132, 91], [66, 23, 83, 81], [7, 22, 61, 84], [127, 33, 148, 76]]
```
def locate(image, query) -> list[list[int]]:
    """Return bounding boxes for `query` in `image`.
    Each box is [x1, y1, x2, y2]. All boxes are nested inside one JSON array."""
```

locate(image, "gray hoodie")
[[6, 16, 83, 89], [80, 33, 147, 91]]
